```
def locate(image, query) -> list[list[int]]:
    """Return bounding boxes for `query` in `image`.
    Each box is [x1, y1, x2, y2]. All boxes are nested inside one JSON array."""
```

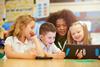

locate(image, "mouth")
[[60, 30, 66, 33], [48, 43, 53, 46], [75, 36, 80, 39], [59, 32, 66, 35], [75, 37, 80, 40], [75, 36, 82, 41], [49, 43, 53, 44]]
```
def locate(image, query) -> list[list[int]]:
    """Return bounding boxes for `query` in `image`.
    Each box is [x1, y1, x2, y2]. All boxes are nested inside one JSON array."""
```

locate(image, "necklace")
[[58, 40, 67, 51]]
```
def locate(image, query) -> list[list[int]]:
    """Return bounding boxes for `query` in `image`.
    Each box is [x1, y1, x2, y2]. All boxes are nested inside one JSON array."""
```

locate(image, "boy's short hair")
[[39, 22, 56, 35]]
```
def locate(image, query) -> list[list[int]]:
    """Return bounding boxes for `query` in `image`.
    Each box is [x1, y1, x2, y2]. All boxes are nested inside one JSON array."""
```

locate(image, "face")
[[56, 19, 68, 36], [24, 21, 35, 39], [40, 32, 56, 47], [70, 24, 84, 42]]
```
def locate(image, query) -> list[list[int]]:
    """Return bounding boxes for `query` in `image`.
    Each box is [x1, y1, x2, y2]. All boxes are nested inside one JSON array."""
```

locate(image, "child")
[[67, 21, 91, 59], [4, 15, 44, 59], [39, 22, 65, 59]]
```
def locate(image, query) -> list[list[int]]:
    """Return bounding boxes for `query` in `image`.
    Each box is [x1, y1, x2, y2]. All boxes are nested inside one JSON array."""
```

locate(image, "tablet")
[[64, 45, 100, 59]]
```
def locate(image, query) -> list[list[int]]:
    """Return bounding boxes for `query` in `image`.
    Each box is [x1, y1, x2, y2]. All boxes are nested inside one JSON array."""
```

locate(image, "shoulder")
[[5, 36, 14, 41], [4, 36, 15, 45]]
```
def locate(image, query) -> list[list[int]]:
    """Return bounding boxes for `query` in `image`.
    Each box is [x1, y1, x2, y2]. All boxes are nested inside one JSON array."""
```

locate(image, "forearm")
[[6, 52, 36, 59], [45, 52, 65, 59], [4, 45, 36, 59], [32, 36, 44, 57]]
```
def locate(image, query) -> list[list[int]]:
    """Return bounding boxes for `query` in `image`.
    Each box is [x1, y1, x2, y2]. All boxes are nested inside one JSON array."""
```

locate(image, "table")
[[0, 59, 100, 67]]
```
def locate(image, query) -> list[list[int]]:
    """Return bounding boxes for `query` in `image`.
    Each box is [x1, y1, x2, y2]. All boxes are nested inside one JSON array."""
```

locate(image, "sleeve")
[[4, 36, 13, 46], [51, 43, 61, 53]]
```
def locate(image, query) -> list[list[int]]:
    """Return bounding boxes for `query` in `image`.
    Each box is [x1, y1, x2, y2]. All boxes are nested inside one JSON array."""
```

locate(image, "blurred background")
[[0, 0, 100, 45]]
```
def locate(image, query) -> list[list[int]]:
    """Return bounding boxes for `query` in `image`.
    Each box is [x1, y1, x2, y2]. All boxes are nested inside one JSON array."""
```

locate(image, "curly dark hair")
[[46, 9, 78, 29]]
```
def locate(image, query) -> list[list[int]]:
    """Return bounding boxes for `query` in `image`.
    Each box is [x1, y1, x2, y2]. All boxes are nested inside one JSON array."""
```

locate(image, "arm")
[[4, 44, 37, 59], [44, 44, 65, 59], [31, 35, 45, 57], [45, 51, 65, 59]]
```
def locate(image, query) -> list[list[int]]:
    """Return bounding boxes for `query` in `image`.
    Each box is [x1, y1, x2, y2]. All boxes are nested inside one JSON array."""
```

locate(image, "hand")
[[55, 52, 65, 57], [30, 31, 35, 37], [29, 31, 36, 41], [28, 49, 38, 57], [26, 31, 35, 40], [82, 49, 86, 56], [75, 49, 83, 59], [98, 56, 100, 58]]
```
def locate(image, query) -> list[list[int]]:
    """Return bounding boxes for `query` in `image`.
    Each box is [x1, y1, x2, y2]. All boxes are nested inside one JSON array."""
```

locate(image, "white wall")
[[49, 1, 100, 13], [91, 33, 100, 45]]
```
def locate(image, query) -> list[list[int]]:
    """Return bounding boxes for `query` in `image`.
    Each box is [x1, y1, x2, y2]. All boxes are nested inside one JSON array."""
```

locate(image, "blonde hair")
[[8, 15, 35, 39], [67, 21, 91, 45]]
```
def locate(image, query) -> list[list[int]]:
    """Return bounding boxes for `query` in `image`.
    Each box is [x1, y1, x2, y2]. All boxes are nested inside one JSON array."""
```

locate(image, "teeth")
[[49, 43, 52, 45]]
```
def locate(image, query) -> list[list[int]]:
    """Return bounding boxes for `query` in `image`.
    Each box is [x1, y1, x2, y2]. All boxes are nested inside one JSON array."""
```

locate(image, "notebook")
[[64, 45, 100, 59]]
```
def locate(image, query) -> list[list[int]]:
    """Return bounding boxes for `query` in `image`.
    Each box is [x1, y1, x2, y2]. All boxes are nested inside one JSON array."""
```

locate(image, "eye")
[[63, 24, 67, 27], [56, 25, 60, 28], [72, 33, 75, 36], [48, 37, 52, 39], [77, 31, 80, 33]]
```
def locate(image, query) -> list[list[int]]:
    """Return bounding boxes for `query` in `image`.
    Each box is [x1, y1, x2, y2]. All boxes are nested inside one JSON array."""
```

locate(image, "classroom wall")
[[34, 1, 100, 44], [49, 2, 100, 13], [91, 33, 100, 45]]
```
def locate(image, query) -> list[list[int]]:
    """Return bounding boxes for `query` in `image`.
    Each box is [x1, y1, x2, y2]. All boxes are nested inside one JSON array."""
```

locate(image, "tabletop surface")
[[0, 59, 100, 67]]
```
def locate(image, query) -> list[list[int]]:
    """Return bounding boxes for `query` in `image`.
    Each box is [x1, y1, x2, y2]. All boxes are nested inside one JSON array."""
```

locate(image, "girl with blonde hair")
[[67, 21, 91, 59], [67, 21, 91, 45], [4, 15, 44, 59]]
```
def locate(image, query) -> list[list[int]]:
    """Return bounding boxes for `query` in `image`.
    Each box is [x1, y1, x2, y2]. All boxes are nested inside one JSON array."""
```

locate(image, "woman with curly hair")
[[47, 9, 78, 51]]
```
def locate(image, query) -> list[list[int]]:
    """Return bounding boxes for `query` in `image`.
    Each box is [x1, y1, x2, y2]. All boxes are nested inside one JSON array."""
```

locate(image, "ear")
[[40, 35, 44, 40]]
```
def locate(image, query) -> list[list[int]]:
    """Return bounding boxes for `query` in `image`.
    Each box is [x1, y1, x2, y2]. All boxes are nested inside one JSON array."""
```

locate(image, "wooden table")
[[0, 59, 100, 67]]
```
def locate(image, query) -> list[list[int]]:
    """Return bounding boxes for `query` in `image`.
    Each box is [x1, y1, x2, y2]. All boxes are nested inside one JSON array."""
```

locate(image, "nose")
[[74, 33, 79, 38], [60, 26, 64, 30]]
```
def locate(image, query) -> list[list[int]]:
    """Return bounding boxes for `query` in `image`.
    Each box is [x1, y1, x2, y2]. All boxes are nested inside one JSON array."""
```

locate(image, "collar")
[[14, 36, 28, 45]]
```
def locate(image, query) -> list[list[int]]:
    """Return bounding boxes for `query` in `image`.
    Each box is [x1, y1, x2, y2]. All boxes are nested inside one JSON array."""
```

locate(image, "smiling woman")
[[47, 9, 77, 50]]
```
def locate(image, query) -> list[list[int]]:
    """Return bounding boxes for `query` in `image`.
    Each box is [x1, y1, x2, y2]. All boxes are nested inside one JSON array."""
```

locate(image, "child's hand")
[[44, 51, 50, 57], [30, 31, 35, 37], [55, 52, 65, 57], [26, 31, 35, 40], [75, 49, 83, 59], [98, 56, 100, 58], [28, 49, 38, 57], [29, 31, 36, 40]]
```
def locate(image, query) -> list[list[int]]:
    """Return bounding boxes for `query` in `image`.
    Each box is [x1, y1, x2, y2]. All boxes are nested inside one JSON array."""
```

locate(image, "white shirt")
[[41, 42, 61, 54], [4, 36, 35, 53]]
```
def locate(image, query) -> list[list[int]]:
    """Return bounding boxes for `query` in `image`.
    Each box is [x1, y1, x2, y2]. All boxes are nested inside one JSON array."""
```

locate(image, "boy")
[[39, 22, 65, 59]]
